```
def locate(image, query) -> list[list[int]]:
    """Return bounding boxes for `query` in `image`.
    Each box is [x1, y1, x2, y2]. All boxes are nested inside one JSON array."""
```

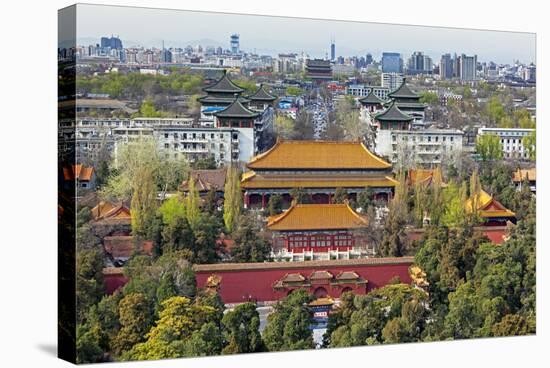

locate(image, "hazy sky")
[[76, 4, 536, 64]]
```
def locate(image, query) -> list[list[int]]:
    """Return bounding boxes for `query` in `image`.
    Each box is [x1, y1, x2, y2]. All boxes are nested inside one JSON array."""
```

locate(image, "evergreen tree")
[[267, 194, 283, 216], [221, 302, 264, 354], [230, 213, 271, 262], [263, 290, 314, 351], [333, 187, 348, 204]]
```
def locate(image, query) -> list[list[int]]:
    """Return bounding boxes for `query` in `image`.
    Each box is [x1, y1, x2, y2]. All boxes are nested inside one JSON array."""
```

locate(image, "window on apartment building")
[[174, 133, 178, 138], [202, 133, 206, 139], [435, 136, 439, 142], [183, 133, 187, 139], [450, 137, 454, 142], [443, 136, 446, 142], [164, 143, 169, 149], [164, 133, 169, 138], [192, 133, 196, 139], [211, 133, 214, 139]]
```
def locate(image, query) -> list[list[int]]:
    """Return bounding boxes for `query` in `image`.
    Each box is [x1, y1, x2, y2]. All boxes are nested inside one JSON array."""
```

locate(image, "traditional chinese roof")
[[309, 270, 334, 280], [375, 101, 414, 122], [214, 98, 260, 119], [466, 189, 516, 219], [247, 84, 277, 102], [280, 273, 306, 283], [267, 203, 368, 231], [198, 95, 249, 105], [91, 201, 131, 221], [388, 78, 419, 99], [512, 168, 536, 183], [335, 271, 360, 281], [359, 91, 385, 105], [241, 171, 398, 189], [63, 164, 94, 181], [246, 140, 392, 170], [308, 297, 335, 306], [203, 71, 245, 94], [181, 168, 227, 192], [407, 167, 445, 187]]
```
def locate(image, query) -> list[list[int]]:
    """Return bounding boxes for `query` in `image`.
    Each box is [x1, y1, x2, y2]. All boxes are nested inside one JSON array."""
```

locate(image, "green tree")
[[476, 134, 503, 161], [231, 213, 271, 262], [355, 188, 374, 212], [222, 302, 264, 354], [184, 177, 201, 231], [77, 248, 105, 323], [263, 290, 314, 351], [275, 114, 295, 140], [123, 296, 217, 361], [267, 194, 284, 216], [131, 165, 157, 237], [223, 166, 242, 233], [523, 130, 536, 161], [379, 172, 409, 257], [419, 91, 439, 105], [136, 99, 163, 118], [333, 187, 348, 204], [113, 293, 154, 355], [290, 187, 311, 204]]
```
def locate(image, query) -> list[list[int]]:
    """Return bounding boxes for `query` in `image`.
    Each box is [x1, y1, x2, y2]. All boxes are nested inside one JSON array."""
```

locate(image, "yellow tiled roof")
[[408, 167, 444, 186], [466, 189, 515, 218], [513, 168, 536, 183], [247, 140, 391, 170], [241, 173, 398, 189], [267, 203, 368, 231]]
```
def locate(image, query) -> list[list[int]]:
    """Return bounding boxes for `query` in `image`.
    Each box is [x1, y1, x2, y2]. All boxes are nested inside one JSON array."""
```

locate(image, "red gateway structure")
[[194, 257, 414, 304]]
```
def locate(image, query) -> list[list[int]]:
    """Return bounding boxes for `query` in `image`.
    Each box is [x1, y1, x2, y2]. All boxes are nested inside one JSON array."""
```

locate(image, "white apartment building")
[[75, 117, 255, 165], [381, 72, 405, 91], [112, 125, 255, 165], [346, 85, 390, 100], [377, 129, 464, 167], [478, 127, 535, 160]]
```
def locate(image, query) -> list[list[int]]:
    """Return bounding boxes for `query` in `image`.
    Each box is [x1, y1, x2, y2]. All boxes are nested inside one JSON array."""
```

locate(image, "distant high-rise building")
[[458, 54, 477, 80], [230, 34, 240, 54], [407, 51, 433, 75], [330, 39, 336, 61], [381, 52, 403, 73], [440, 53, 454, 79], [100, 35, 123, 50], [366, 53, 373, 65]]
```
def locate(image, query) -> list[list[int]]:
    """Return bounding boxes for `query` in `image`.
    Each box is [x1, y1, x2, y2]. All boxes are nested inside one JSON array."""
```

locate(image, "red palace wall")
[[194, 257, 414, 304]]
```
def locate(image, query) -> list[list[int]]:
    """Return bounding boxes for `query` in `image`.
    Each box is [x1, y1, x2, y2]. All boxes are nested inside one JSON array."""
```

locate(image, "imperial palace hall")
[[267, 203, 373, 261], [241, 140, 398, 208]]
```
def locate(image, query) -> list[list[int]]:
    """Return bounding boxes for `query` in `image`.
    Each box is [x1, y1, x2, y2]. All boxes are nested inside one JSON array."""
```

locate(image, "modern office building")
[[458, 54, 478, 80], [230, 34, 240, 54], [381, 52, 403, 73], [440, 53, 454, 79], [407, 52, 433, 75]]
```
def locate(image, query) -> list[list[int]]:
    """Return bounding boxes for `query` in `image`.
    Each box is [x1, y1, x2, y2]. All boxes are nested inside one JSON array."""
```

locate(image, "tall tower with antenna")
[[330, 37, 335, 61]]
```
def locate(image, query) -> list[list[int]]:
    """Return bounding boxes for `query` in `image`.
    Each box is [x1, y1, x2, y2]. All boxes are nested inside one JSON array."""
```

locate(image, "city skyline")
[[75, 4, 536, 65]]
